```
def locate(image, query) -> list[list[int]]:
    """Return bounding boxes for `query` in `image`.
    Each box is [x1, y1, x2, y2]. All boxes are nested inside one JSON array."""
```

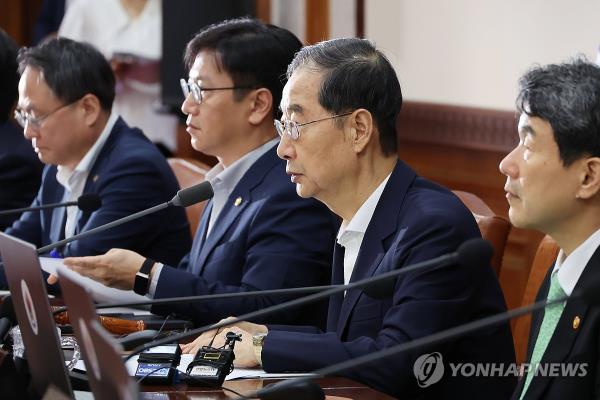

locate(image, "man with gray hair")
[[183, 38, 516, 398]]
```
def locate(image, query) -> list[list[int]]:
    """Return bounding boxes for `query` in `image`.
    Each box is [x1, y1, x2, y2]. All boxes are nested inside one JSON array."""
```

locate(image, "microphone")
[[248, 275, 600, 400], [36, 181, 213, 255], [0, 193, 102, 216], [123, 238, 492, 360]]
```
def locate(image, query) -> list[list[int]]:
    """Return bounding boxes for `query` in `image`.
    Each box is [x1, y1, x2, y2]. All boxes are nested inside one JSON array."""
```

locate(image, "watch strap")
[[133, 258, 155, 295]]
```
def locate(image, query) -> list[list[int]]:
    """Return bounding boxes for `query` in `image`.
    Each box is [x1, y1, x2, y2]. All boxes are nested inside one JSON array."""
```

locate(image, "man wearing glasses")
[[63, 19, 338, 328], [2, 37, 191, 286], [183, 38, 516, 398]]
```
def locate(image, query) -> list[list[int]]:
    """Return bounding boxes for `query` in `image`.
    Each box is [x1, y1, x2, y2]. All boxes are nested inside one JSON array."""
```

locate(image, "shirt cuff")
[[147, 263, 163, 298]]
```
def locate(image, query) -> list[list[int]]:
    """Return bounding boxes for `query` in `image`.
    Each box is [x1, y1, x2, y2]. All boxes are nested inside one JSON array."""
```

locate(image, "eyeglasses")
[[14, 100, 78, 130], [180, 79, 255, 104], [274, 112, 353, 141]]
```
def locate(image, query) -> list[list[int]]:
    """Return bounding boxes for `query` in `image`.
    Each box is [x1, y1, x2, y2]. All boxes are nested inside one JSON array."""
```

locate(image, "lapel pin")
[[92, 174, 99, 183], [573, 316, 581, 330], [234, 196, 242, 206]]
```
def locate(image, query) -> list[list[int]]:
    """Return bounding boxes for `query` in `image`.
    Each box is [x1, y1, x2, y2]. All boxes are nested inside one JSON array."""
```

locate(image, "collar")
[[205, 137, 278, 194], [56, 112, 117, 188], [553, 227, 600, 296], [337, 173, 391, 247]]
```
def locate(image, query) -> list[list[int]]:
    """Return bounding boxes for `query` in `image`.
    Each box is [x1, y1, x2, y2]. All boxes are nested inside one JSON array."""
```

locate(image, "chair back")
[[452, 190, 511, 276], [512, 235, 559, 364], [168, 158, 211, 236]]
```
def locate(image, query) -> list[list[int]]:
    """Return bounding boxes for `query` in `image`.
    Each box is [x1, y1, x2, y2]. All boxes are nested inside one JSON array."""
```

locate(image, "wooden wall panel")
[[0, 0, 44, 46], [305, 0, 329, 44], [398, 101, 545, 313]]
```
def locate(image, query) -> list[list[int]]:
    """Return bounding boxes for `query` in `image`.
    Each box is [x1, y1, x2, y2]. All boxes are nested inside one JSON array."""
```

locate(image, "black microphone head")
[[0, 296, 16, 326], [256, 380, 325, 400], [456, 238, 494, 270], [171, 181, 214, 207], [77, 193, 102, 212]]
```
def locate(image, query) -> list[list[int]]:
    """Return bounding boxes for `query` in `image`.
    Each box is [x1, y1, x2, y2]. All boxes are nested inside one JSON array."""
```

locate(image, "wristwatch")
[[133, 258, 155, 295], [252, 333, 267, 366]]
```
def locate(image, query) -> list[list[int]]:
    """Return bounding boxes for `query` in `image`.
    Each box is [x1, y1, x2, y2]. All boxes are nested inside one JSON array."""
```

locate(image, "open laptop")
[[58, 266, 139, 400], [0, 232, 74, 398]]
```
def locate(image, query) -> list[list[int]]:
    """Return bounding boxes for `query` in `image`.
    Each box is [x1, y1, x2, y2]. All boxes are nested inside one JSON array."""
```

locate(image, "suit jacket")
[[152, 145, 338, 328], [512, 247, 600, 399], [0, 120, 43, 230], [262, 160, 516, 399], [4, 117, 191, 267]]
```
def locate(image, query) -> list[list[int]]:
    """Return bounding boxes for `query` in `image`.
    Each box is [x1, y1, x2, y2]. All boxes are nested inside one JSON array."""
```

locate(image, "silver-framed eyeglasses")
[[14, 100, 78, 130], [274, 112, 353, 141], [180, 78, 255, 104]]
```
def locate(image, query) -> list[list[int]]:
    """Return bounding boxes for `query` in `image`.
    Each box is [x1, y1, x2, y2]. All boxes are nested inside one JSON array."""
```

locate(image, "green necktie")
[[520, 271, 566, 399]]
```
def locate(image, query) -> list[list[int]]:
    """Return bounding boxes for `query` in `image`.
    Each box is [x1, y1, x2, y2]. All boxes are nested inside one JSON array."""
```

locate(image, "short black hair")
[[17, 37, 115, 111], [287, 38, 402, 156], [517, 58, 600, 166], [184, 18, 302, 119], [0, 29, 18, 122]]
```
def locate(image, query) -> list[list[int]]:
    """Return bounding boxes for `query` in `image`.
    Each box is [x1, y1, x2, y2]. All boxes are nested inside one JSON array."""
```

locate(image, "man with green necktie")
[[500, 59, 600, 399]]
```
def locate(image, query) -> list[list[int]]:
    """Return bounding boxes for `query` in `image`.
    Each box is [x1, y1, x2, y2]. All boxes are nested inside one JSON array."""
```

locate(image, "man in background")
[[0, 28, 43, 230], [62, 19, 338, 328], [2, 37, 190, 288]]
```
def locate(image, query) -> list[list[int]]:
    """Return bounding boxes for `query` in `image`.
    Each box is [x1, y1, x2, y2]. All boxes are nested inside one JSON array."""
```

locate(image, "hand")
[[61, 248, 146, 290], [181, 317, 268, 368]]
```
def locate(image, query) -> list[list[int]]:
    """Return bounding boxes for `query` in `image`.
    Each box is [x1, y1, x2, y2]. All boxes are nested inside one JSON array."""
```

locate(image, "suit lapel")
[[188, 202, 212, 274], [523, 246, 600, 399], [335, 161, 416, 337], [194, 145, 280, 275]]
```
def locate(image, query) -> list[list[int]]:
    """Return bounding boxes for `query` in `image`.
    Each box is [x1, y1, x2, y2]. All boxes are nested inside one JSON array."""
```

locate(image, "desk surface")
[[141, 377, 394, 399]]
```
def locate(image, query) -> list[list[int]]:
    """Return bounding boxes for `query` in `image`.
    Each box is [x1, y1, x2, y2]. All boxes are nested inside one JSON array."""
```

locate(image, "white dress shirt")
[[337, 174, 391, 286], [55, 112, 117, 238], [552, 227, 600, 296]]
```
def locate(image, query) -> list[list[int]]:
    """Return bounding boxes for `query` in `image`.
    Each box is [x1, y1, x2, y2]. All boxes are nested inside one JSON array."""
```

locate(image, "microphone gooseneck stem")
[[51, 285, 345, 315], [0, 201, 78, 216], [125, 252, 457, 360], [37, 201, 173, 254]]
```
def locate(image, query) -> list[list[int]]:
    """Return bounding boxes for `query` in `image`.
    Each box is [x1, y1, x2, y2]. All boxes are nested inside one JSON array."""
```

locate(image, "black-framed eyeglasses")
[[180, 79, 255, 104], [274, 112, 353, 141], [14, 99, 78, 130]]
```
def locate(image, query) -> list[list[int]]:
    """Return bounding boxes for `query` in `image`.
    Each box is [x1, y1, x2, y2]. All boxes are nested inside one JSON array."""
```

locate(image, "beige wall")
[[365, 0, 600, 110]]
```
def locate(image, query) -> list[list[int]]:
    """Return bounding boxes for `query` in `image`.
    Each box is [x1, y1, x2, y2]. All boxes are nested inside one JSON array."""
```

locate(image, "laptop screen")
[[0, 232, 72, 397]]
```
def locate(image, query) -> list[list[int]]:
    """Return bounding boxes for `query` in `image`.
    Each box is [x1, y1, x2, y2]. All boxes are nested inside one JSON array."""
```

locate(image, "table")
[[141, 377, 395, 399]]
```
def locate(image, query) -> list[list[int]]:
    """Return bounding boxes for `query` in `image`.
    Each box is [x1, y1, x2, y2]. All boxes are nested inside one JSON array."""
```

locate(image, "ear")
[[248, 88, 273, 125], [79, 94, 102, 127], [576, 157, 600, 199], [349, 108, 374, 154]]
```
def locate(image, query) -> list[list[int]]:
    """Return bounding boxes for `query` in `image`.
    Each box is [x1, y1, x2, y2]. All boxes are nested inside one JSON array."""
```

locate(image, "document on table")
[[39, 257, 149, 306]]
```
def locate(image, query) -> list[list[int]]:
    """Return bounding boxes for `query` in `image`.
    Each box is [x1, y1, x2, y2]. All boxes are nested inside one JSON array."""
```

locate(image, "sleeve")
[[151, 188, 336, 326]]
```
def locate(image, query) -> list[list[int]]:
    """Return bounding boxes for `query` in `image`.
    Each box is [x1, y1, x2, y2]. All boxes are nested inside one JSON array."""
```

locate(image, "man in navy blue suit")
[[502, 60, 600, 400], [0, 29, 43, 230], [183, 38, 516, 398], [63, 19, 338, 328], [3, 38, 190, 280]]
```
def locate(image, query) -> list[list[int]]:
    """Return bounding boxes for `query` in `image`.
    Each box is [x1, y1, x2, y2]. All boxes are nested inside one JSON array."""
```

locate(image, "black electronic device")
[[184, 331, 242, 386], [134, 343, 181, 385]]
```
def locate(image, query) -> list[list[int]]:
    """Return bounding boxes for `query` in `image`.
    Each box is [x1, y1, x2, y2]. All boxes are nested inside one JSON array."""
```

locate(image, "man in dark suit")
[[181, 38, 516, 398], [0, 29, 43, 230], [500, 60, 600, 399], [62, 19, 338, 328], [2, 37, 190, 283]]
